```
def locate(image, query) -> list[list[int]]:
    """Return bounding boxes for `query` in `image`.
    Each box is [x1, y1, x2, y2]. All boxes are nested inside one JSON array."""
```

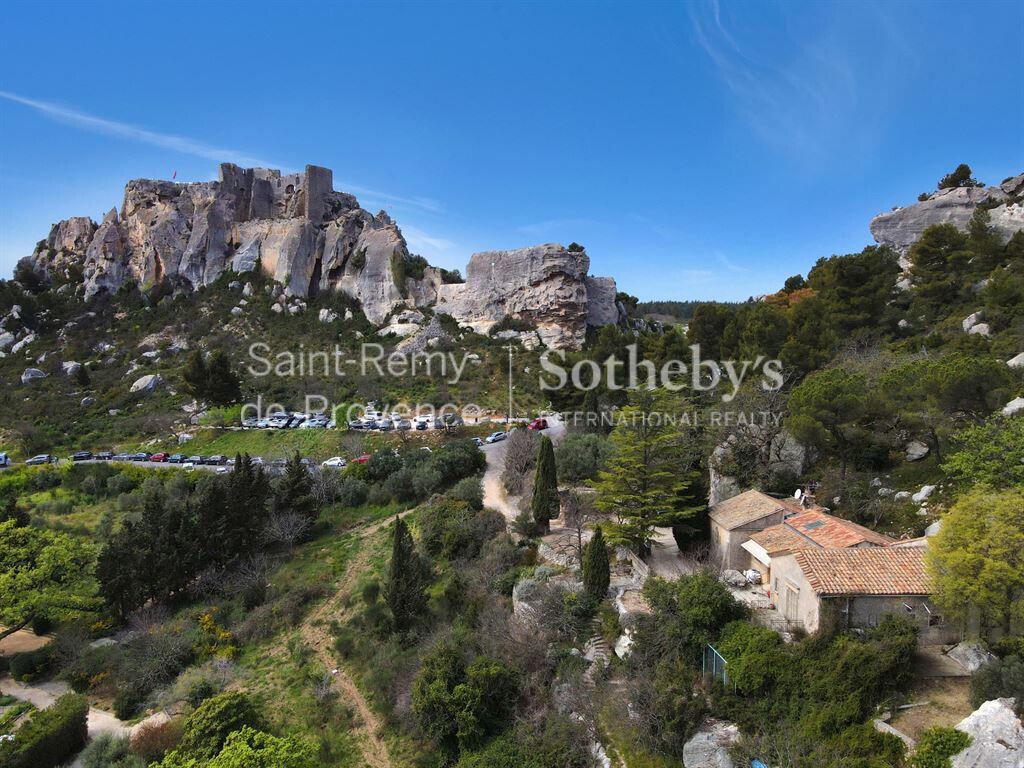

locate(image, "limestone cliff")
[[20, 164, 623, 347], [871, 172, 1024, 262]]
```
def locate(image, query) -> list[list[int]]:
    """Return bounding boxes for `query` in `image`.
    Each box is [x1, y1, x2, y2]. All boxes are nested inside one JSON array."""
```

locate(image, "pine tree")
[[74, 364, 90, 387], [205, 350, 242, 405], [274, 453, 317, 526], [182, 351, 209, 400], [530, 435, 559, 534], [386, 517, 428, 632], [593, 389, 697, 557], [582, 525, 610, 602]]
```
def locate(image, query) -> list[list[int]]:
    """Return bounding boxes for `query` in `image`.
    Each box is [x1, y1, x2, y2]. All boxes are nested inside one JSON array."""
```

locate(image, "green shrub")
[[9, 646, 52, 682], [555, 433, 611, 483], [970, 655, 1024, 712], [0, 693, 88, 768], [909, 726, 971, 768], [450, 475, 484, 510], [337, 477, 368, 507], [80, 733, 146, 768], [172, 691, 265, 761]]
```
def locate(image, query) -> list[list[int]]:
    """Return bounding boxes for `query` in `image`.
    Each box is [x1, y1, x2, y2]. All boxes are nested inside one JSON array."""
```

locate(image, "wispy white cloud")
[[0, 89, 276, 168], [402, 224, 456, 254], [0, 90, 444, 215], [517, 218, 594, 239], [686, 0, 897, 157], [714, 250, 747, 273]]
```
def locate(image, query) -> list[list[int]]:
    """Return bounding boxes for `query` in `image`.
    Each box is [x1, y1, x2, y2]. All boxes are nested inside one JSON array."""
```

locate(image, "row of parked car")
[[240, 410, 472, 433]]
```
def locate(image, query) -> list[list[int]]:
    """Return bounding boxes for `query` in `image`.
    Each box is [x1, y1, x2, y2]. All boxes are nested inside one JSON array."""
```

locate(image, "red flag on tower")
[[172, 170, 177, 180]]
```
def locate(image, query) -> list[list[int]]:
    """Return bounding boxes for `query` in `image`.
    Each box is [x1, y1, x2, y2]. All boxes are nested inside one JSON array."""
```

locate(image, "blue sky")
[[1, 0, 1021, 301]]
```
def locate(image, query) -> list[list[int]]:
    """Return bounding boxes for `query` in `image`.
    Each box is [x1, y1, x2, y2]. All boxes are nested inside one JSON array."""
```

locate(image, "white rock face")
[[948, 642, 997, 674], [1008, 353, 1024, 369], [21, 367, 46, 384], [130, 373, 164, 395], [963, 311, 985, 332], [905, 440, 930, 461], [1004, 397, 1024, 417], [968, 323, 991, 337], [682, 720, 739, 768], [871, 173, 1024, 256], [11, 334, 35, 354], [912, 485, 936, 503], [61, 361, 82, 377], [952, 698, 1024, 768]]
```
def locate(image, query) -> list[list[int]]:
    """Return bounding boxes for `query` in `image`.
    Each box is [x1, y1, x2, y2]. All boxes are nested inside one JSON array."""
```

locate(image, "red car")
[[149, 453, 169, 462], [527, 418, 548, 430], [352, 454, 372, 464]]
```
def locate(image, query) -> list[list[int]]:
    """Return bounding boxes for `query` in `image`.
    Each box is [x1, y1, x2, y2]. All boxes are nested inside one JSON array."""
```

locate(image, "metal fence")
[[703, 643, 731, 688]]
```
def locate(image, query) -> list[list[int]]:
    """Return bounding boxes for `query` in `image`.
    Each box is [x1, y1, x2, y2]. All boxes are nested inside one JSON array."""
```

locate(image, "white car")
[[485, 431, 507, 444], [321, 457, 347, 469]]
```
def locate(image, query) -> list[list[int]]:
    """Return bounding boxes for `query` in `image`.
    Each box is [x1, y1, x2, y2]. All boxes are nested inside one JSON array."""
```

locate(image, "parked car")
[[26, 454, 56, 465], [112, 452, 132, 462], [415, 420, 428, 431], [241, 417, 258, 428], [256, 418, 272, 429], [94, 451, 114, 461], [187, 455, 203, 464], [471, 437, 484, 447], [348, 420, 365, 430], [376, 419, 394, 431], [396, 419, 412, 430], [149, 453, 169, 462], [485, 431, 507, 444], [128, 452, 151, 462], [71, 451, 93, 461], [0, 452, 11, 467], [351, 454, 372, 464], [528, 418, 549, 430], [167, 453, 187, 463], [208, 455, 227, 465], [322, 457, 348, 469]]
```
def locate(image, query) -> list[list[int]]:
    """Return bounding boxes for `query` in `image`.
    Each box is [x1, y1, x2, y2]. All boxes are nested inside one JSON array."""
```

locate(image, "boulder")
[[379, 321, 422, 338], [21, 367, 46, 384], [968, 323, 991, 337], [948, 642, 997, 673], [61, 361, 82, 377], [905, 440, 930, 461], [952, 698, 1024, 768], [1007, 353, 1024, 369], [230, 306, 243, 316], [130, 373, 164, 395], [81, 396, 96, 407], [1003, 397, 1024, 417], [682, 720, 739, 768], [0, 331, 14, 351], [11, 333, 36, 354], [242, 282, 254, 297], [912, 485, 936, 503], [721, 570, 747, 588], [897, 318, 911, 330], [925, 520, 942, 536], [894, 491, 912, 501], [963, 311, 985, 332], [318, 308, 339, 323]]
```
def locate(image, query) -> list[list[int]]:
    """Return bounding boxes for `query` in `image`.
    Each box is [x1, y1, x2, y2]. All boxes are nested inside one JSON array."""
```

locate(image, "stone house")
[[769, 546, 957, 643], [708, 490, 799, 569]]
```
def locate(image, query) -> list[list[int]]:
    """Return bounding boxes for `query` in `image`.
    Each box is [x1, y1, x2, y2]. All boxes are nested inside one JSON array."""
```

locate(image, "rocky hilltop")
[[871, 172, 1024, 263], [22, 164, 623, 348]]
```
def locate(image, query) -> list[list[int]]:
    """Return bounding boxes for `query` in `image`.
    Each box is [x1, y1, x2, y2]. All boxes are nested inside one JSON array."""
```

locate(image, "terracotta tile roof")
[[748, 524, 812, 554], [709, 490, 794, 530], [782, 508, 894, 548], [793, 548, 930, 596]]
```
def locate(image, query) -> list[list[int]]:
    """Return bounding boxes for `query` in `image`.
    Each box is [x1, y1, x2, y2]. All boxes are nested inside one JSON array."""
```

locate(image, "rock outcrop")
[[951, 698, 1024, 768], [20, 164, 622, 348], [871, 172, 1024, 258], [433, 244, 622, 349]]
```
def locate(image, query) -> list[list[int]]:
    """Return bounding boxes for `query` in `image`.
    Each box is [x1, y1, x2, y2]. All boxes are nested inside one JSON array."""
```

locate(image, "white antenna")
[[507, 343, 514, 425]]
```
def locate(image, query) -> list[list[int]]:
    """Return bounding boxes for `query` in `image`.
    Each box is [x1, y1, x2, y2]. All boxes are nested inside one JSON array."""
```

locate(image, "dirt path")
[[290, 508, 417, 768], [482, 416, 565, 525]]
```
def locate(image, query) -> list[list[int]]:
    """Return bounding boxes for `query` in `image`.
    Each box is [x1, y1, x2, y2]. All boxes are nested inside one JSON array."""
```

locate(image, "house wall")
[[826, 595, 960, 644], [710, 510, 784, 570], [766, 554, 820, 631]]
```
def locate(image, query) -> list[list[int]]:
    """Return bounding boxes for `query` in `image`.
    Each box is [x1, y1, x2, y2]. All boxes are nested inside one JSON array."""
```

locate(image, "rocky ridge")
[[871, 172, 1024, 264], [21, 164, 623, 349]]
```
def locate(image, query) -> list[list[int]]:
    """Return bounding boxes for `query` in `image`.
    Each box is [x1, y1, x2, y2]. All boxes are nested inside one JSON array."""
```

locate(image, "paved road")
[[481, 416, 566, 525]]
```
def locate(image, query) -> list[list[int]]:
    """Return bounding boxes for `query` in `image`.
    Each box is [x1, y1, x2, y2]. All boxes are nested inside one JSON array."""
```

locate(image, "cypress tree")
[[386, 517, 428, 632], [582, 525, 610, 602], [530, 435, 559, 534], [274, 452, 317, 526], [205, 350, 242, 405]]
